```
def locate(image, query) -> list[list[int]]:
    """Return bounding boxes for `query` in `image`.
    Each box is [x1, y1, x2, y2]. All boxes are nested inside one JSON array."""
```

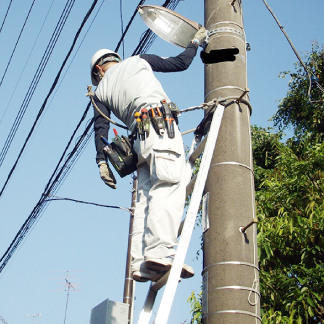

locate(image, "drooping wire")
[[0, 0, 99, 198], [0, 0, 55, 127], [0, 0, 76, 169], [0, 0, 13, 35], [43, 195, 131, 212], [262, 0, 324, 102], [0, 0, 37, 89]]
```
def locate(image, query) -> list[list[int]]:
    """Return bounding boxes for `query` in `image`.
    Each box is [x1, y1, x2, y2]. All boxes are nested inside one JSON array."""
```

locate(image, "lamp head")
[[138, 5, 201, 48]]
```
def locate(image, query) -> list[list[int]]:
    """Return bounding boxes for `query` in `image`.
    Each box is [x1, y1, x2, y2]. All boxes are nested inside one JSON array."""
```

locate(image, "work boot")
[[132, 270, 164, 282], [145, 256, 194, 279]]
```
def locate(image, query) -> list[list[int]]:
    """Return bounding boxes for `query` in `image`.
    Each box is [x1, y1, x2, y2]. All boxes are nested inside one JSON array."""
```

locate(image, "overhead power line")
[[0, 0, 36, 89], [0, 0, 99, 198], [0, 0, 55, 127], [0, 0, 182, 275], [0, 0, 76, 169], [0, 104, 94, 274], [0, 0, 13, 35]]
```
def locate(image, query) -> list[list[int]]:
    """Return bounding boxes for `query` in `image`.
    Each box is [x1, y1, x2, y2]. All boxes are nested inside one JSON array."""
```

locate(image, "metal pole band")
[[205, 86, 246, 100], [209, 285, 261, 298], [202, 261, 260, 273], [207, 21, 244, 32], [210, 161, 254, 173], [202, 310, 261, 322], [208, 27, 245, 41]]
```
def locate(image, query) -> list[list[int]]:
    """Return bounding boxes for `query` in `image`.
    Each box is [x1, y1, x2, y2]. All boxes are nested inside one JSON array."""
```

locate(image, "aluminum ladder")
[[137, 104, 225, 324]]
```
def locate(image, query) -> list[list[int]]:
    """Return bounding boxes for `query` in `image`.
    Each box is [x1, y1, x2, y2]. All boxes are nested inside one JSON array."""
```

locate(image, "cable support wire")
[[43, 195, 132, 213], [262, 0, 324, 102], [0, 0, 76, 169], [0, 0, 36, 88], [0, 0, 100, 198]]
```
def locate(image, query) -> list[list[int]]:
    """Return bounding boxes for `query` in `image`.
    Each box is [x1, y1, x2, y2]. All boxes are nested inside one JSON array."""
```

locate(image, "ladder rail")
[[154, 104, 225, 324], [136, 104, 225, 324]]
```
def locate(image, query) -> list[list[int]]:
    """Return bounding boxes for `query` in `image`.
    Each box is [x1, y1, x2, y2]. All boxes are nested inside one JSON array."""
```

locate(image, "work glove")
[[192, 26, 208, 47], [98, 160, 117, 189]]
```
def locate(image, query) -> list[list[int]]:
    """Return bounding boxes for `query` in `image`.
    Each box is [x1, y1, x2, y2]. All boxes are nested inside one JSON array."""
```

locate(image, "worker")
[[90, 27, 208, 282]]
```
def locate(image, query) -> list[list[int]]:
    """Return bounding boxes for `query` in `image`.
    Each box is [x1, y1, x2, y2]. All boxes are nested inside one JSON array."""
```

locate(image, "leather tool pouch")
[[103, 135, 138, 178]]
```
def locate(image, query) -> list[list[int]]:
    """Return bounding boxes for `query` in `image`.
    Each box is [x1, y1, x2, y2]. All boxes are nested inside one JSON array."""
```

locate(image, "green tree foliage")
[[188, 44, 324, 324], [272, 43, 324, 136], [256, 130, 324, 323]]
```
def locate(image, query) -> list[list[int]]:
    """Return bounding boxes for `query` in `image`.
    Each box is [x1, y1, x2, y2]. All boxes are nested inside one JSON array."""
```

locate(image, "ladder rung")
[[151, 271, 170, 292], [186, 174, 197, 198], [189, 135, 207, 162]]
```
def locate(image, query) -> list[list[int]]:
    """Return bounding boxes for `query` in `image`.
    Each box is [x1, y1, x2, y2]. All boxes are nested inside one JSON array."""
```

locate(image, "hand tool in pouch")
[[141, 108, 150, 140], [161, 99, 175, 138]]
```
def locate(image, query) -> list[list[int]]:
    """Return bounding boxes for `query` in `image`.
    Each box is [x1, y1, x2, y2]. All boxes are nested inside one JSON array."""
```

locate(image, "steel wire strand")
[[0, 0, 36, 88], [0, 0, 76, 168], [0, 0, 99, 198]]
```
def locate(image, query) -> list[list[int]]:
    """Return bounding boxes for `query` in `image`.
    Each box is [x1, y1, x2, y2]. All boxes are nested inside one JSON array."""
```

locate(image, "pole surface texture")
[[123, 176, 137, 323], [202, 1, 261, 323]]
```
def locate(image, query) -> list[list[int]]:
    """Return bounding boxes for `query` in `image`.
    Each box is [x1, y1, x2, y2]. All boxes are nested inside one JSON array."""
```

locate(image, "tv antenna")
[[51, 270, 82, 324], [26, 313, 41, 324]]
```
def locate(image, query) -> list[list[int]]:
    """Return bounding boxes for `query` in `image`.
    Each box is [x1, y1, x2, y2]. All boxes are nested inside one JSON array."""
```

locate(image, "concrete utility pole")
[[202, 0, 261, 323]]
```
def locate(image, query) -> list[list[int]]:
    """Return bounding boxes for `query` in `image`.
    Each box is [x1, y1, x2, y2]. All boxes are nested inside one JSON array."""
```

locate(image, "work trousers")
[[131, 122, 186, 272]]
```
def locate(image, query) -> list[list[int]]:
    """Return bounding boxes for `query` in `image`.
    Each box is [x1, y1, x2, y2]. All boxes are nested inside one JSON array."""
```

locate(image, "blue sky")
[[0, 1, 323, 324]]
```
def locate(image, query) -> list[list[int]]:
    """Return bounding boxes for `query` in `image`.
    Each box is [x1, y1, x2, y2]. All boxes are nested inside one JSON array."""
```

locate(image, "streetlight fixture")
[[138, 5, 201, 48]]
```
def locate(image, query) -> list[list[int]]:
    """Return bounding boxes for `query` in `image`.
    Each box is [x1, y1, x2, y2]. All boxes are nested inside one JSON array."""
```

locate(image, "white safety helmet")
[[90, 49, 122, 86]]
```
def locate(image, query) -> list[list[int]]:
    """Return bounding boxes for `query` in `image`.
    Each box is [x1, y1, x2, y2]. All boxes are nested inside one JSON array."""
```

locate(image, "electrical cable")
[[0, 0, 76, 169], [115, 0, 147, 53], [0, 0, 55, 127], [0, 105, 94, 273], [120, 0, 125, 59], [0, 0, 13, 35], [0, 0, 99, 198], [0, 0, 36, 89], [0, 0, 180, 274], [43, 195, 132, 212], [262, 0, 324, 102]]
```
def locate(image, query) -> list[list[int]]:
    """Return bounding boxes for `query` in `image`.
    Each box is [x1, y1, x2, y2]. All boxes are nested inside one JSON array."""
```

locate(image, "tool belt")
[[134, 100, 180, 140], [101, 134, 137, 178]]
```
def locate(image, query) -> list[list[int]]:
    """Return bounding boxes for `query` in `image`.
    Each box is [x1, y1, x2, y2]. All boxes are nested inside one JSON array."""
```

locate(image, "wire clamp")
[[239, 218, 257, 233]]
